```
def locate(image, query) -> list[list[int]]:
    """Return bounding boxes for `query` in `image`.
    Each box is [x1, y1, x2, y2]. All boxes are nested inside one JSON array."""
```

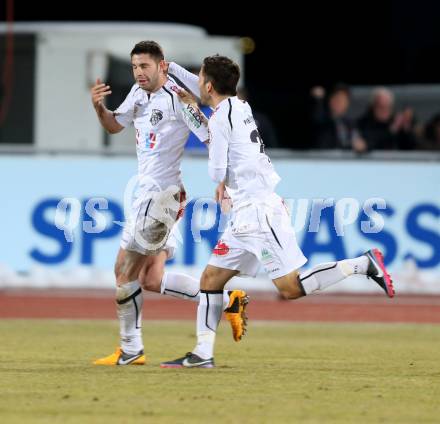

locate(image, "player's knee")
[[279, 288, 302, 300], [200, 266, 227, 290], [275, 272, 304, 300], [200, 269, 210, 288], [284, 280, 305, 299], [200, 268, 216, 290]]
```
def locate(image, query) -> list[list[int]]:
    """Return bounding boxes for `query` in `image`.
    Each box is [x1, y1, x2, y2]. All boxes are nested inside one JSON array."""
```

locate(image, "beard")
[[200, 91, 210, 106]]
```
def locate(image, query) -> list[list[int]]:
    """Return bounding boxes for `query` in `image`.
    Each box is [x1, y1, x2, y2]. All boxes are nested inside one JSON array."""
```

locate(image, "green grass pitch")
[[0, 320, 439, 423]]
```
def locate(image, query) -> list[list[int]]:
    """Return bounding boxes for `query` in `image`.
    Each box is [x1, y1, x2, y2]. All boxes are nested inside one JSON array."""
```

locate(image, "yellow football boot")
[[93, 347, 146, 365], [224, 290, 249, 342]]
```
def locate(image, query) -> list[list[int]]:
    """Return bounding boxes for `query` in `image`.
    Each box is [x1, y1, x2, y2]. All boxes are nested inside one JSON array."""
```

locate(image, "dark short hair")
[[130, 41, 164, 62], [329, 83, 351, 99], [202, 55, 240, 96]]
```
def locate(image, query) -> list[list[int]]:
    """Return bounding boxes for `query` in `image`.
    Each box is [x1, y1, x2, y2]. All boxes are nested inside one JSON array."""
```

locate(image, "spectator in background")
[[310, 84, 367, 152], [357, 87, 416, 150], [420, 113, 440, 150], [237, 87, 280, 148]]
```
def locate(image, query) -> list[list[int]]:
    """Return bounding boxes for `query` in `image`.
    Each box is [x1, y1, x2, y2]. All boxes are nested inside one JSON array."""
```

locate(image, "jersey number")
[[250, 129, 265, 153]]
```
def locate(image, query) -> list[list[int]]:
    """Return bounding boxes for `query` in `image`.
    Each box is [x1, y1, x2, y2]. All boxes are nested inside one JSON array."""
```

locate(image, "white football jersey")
[[114, 77, 208, 190], [208, 96, 281, 208]]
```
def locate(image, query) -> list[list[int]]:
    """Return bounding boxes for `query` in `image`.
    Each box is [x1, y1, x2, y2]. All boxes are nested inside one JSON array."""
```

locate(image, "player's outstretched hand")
[[91, 78, 112, 108], [176, 88, 197, 105]]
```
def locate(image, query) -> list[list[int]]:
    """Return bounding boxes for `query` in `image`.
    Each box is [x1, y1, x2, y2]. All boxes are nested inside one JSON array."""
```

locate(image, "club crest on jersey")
[[150, 109, 163, 126], [213, 240, 229, 256]]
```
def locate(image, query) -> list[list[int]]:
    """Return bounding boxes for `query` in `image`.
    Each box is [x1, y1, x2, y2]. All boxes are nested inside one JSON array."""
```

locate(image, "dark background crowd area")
[[2, 0, 440, 151]]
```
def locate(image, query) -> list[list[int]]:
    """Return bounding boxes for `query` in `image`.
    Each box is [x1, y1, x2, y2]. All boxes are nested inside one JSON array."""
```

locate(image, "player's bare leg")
[[272, 270, 303, 299]]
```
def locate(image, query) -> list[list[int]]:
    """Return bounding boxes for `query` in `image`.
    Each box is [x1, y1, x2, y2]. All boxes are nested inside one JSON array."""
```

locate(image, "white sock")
[[341, 256, 369, 275], [193, 290, 223, 359], [116, 280, 143, 355], [299, 256, 369, 295], [161, 272, 231, 310], [222, 291, 231, 311], [160, 272, 200, 301]]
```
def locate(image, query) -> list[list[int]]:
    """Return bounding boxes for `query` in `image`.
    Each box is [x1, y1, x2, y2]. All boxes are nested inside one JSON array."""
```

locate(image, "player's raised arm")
[[168, 62, 201, 98], [90, 78, 124, 134], [175, 87, 199, 106], [175, 88, 210, 144]]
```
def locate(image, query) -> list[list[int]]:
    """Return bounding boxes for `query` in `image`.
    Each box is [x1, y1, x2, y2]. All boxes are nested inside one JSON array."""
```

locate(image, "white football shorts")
[[120, 186, 185, 259], [208, 194, 307, 280]]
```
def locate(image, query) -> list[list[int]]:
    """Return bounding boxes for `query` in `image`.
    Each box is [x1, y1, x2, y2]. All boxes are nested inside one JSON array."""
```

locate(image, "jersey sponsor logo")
[[184, 104, 204, 128], [150, 109, 163, 126], [261, 248, 274, 262], [243, 115, 255, 125], [149, 132, 157, 149], [269, 267, 280, 273], [213, 240, 230, 256]]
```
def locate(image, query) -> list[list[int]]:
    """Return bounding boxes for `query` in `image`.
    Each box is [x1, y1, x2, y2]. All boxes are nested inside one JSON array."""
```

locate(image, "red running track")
[[1, 290, 439, 323]]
